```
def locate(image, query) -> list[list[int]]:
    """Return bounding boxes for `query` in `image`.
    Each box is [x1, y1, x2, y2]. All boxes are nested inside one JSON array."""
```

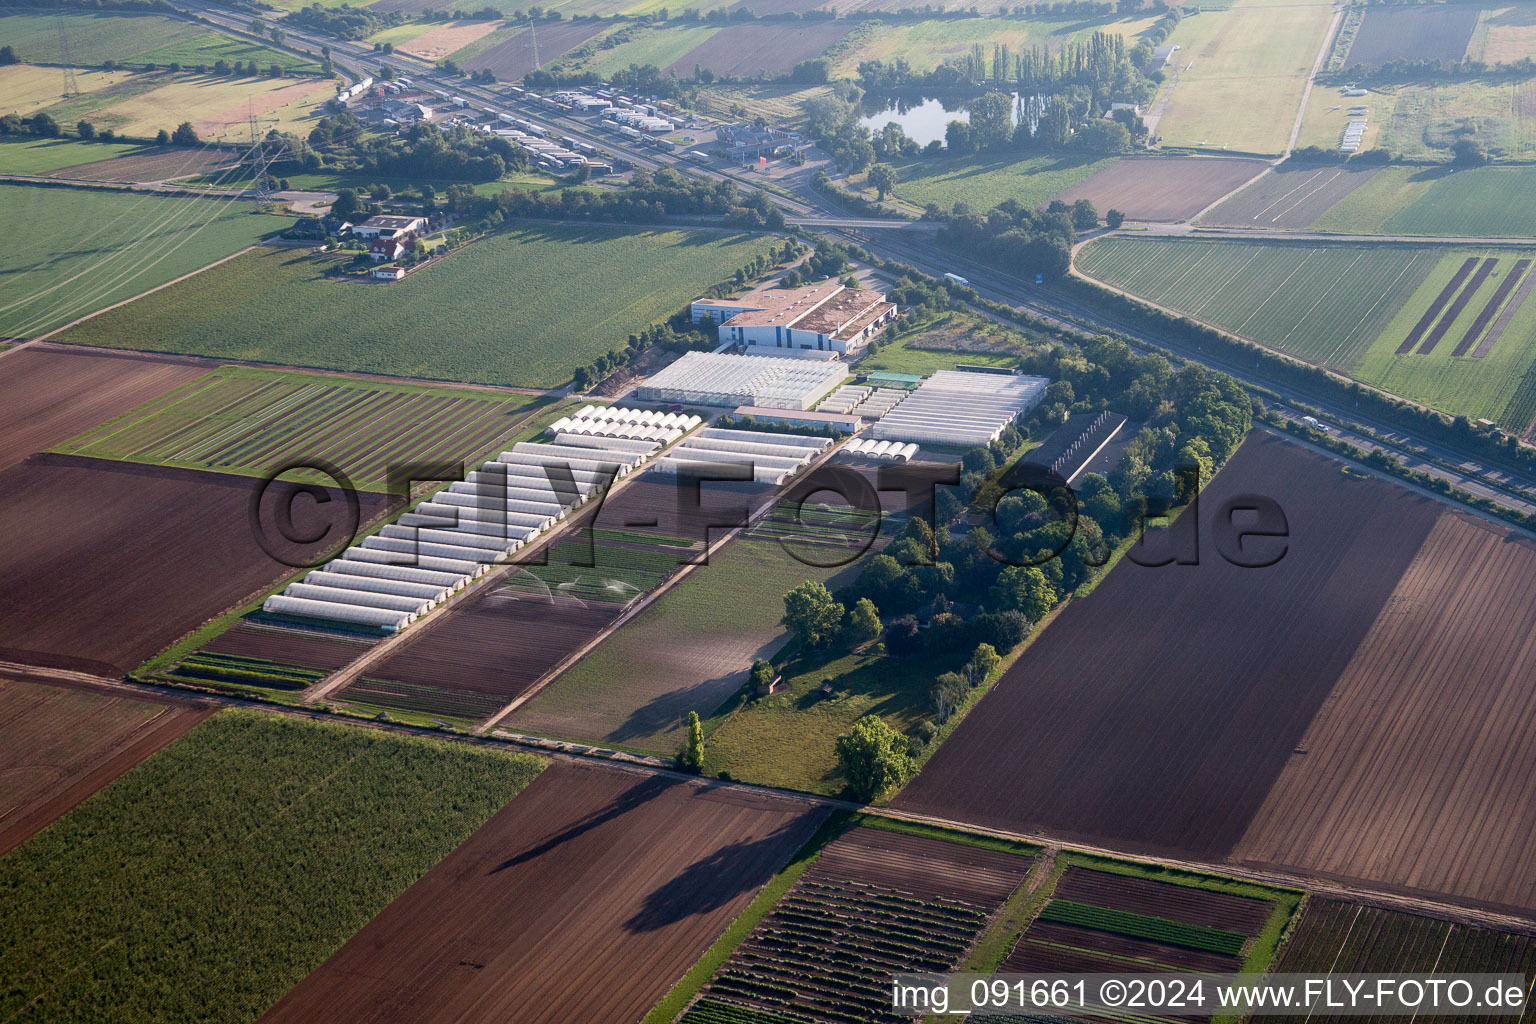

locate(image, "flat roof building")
[[633, 351, 849, 410], [692, 281, 897, 359]]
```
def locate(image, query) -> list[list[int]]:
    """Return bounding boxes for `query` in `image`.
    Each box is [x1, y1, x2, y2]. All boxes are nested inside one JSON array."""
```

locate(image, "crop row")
[[1039, 900, 1248, 955], [340, 677, 507, 720], [158, 651, 325, 692], [679, 997, 814, 1024]]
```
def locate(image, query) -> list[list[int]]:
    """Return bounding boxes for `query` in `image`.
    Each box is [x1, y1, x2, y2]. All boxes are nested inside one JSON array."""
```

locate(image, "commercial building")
[[351, 215, 428, 240], [692, 281, 898, 359], [871, 369, 1049, 447], [633, 351, 849, 410]]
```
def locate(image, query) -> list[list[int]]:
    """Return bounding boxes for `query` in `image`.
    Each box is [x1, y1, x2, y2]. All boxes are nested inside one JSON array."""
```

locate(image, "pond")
[[857, 94, 1025, 147]]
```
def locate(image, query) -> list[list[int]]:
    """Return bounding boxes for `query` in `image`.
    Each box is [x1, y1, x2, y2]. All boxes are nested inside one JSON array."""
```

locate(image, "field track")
[[1234, 512, 1536, 915], [894, 432, 1443, 861], [0, 675, 211, 855], [0, 346, 212, 473], [0, 454, 390, 676], [259, 760, 826, 1024]]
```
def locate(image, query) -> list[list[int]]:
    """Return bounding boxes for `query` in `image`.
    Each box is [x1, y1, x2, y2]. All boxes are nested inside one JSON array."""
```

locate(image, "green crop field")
[[1077, 237, 1441, 368], [870, 152, 1115, 214], [0, 184, 288, 340], [573, 24, 721, 77], [0, 12, 306, 69], [0, 136, 152, 175], [1351, 249, 1536, 429], [1310, 164, 1536, 237], [56, 365, 546, 491], [1153, 0, 1336, 155], [57, 225, 777, 388], [0, 711, 542, 1024]]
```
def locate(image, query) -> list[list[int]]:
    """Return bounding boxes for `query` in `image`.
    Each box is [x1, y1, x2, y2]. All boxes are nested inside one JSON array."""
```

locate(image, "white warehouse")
[[633, 351, 849, 410], [691, 281, 897, 359], [871, 369, 1049, 447]]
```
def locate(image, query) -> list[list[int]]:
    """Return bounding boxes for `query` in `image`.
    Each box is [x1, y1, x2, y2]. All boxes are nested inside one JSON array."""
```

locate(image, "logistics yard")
[[7, 0, 1536, 1015]]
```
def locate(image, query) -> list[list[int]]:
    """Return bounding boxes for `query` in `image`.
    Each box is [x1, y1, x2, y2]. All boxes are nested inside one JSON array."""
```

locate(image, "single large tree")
[[677, 711, 705, 772], [782, 581, 844, 647], [835, 715, 913, 802], [171, 121, 200, 146], [989, 565, 1056, 622], [867, 162, 897, 201], [847, 597, 881, 645]]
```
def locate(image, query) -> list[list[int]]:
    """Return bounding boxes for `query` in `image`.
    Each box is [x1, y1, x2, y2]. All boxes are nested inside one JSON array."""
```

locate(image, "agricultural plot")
[[1374, 78, 1536, 162], [1076, 237, 1441, 369], [0, 65, 137, 121], [0, 454, 390, 676], [669, 22, 858, 78], [201, 620, 378, 671], [1006, 865, 1282, 981], [579, 24, 723, 77], [0, 184, 286, 340], [1345, 4, 1480, 67], [392, 19, 502, 61], [1234, 512, 1536, 913], [1153, 1, 1337, 155], [58, 227, 778, 388], [1199, 163, 1382, 229], [1471, 3, 1536, 64], [894, 432, 1446, 861], [41, 144, 241, 183], [877, 152, 1114, 216], [0, 12, 295, 67], [0, 346, 209, 473], [685, 826, 1034, 1024], [0, 711, 543, 1024], [351, 474, 767, 722], [57, 365, 545, 492], [1254, 900, 1536, 1024], [1050, 157, 1266, 222], [459, 20, 608, 79], [508, 482, 892, 757], [75, 73, 335, 140], [1350, 248, 1536, 427], [260, 760, 826, 1024], [1311, 164, 1536, 237], [830, 10, 1166, 75], [0, 136, 149, 176], [0, 676, 211, 856]]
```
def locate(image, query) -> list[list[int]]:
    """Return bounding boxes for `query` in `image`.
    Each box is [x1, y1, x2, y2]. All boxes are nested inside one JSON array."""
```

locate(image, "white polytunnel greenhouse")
[[302, 570, 455, 602], [260, 432, 664, 630], [871, 370, 1049, 447], [653, 428, 827, 486], [261, 596, 416, 631], [283, 584, 434, 616], [841, 438, 920, 462], [698, 427, 830, 451], [553, 433, 662, 455]]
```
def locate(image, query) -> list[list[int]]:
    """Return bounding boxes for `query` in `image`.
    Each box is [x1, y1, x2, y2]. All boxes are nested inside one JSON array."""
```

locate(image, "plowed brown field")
[[0, 455, 389, 675], [0, 675, 210, 855], [1052, 157, 1267, 221], [894, 432, 1443, 859], [1234, 512, 1536, 914], [0, 345, 211, 472], [669, 22, 856, 76], [258, 761, 826, 1024]]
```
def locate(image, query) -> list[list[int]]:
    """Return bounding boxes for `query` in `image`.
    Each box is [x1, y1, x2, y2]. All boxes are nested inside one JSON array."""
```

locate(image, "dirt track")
[[258, 760, 826, 1024]]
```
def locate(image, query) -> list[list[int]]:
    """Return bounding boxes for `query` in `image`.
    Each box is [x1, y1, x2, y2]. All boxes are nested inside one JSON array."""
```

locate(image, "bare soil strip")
[[1454, 259, 1532, 357], [1475, 259, 1536, 358], [1418, 257, 1497, 354], [1399, 256, 1477, 354]]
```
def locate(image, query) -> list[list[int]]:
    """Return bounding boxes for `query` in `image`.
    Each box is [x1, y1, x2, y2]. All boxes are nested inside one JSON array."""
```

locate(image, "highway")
[[160, 0, 1536, 521]]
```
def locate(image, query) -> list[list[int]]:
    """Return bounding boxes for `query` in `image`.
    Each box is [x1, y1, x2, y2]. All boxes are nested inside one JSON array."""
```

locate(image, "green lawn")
[[507, 536, 855, 756], [856, 311, 1022, 375], [1076, 236, 1441, 369], [1351, 248, 1536, 429], [0, 183, 288, 339], [873, 152, 1115, 214], [57, 224, 776, 388], [0, 710, 543, 1024], [1310, 164, 1536, 237], [1373, 77, 1536, 163], [0, 136, 152, 175]]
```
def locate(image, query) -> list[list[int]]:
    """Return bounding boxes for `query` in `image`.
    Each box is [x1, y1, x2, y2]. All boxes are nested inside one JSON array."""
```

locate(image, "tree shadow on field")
[[623, 818, 806, 933], [490, 774, 674, 872], [1406, 164, 1459, 183]]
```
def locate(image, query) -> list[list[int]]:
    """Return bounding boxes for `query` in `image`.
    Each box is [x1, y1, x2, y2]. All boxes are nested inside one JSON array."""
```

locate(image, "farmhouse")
[[369, 236, 409, 262], [352, 215, 428, 240], [692, 281, 897, 359], [371, 266, 406, 282]]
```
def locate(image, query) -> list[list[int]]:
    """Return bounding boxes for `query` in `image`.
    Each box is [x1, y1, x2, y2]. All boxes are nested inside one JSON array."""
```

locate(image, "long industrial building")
[[690, 281, 897, 359], [870, 370, 1049, 447], [633, 352, 849, 410], [262, 436, 654, 632]]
